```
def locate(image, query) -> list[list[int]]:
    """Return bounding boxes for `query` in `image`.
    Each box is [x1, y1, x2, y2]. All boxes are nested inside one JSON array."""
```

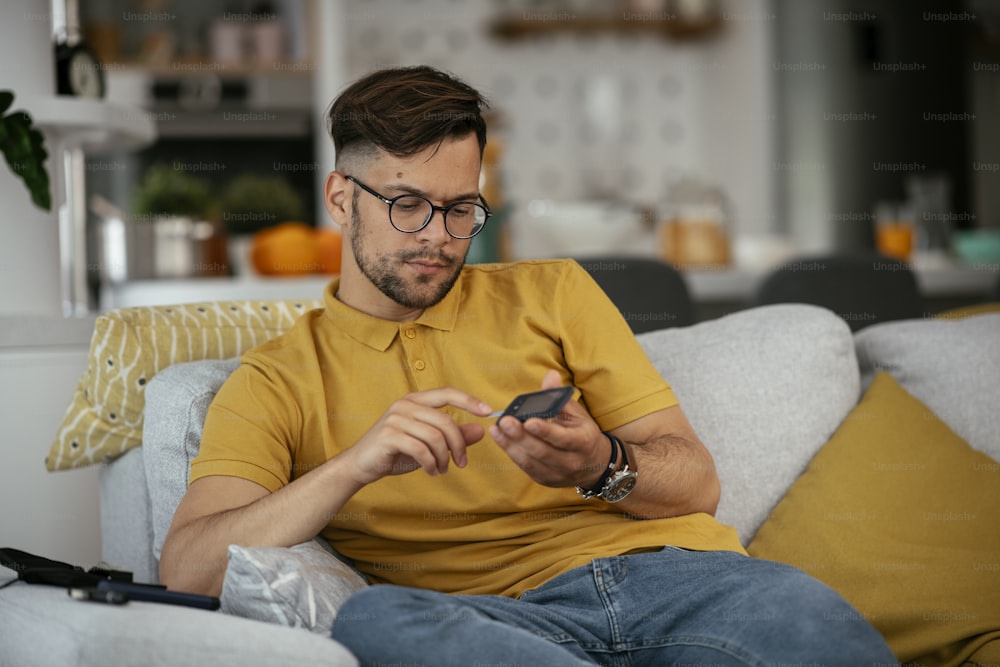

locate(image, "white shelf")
[[22, 94, 156, 151]]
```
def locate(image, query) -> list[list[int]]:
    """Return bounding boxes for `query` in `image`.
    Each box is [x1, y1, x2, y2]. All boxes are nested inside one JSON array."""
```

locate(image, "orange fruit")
[[250, 222, 321, 276], [315, 227, 343, 274]]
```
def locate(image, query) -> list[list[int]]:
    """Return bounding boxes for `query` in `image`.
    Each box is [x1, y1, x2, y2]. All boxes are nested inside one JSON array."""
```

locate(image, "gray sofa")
[[2, 303, 998, 666]]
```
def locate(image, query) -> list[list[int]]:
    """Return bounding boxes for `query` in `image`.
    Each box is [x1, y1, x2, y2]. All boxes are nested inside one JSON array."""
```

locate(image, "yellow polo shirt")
[[191, 259, 745, 597]]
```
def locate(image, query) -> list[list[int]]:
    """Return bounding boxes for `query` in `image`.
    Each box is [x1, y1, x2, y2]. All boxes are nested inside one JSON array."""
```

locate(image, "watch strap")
[[576, 432, 618, 499], [612, 434, 630, 470]]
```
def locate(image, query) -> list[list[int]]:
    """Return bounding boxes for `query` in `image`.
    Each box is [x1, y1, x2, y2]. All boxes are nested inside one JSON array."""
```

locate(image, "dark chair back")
[[750, 252, 923, 331], [576, 257, 695, 333]]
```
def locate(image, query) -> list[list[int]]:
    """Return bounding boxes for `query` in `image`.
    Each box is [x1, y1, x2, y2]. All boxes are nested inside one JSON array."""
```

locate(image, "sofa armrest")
[[99, 447, 157, 583], [143, 358, 240, 561]]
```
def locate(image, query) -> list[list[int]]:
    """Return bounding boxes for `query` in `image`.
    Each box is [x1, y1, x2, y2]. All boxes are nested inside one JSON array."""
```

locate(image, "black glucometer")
[[493, 386, 574, 423]]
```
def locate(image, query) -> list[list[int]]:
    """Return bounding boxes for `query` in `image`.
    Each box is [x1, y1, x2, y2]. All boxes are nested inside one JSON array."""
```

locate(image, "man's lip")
[[406, 260, 451, 275]]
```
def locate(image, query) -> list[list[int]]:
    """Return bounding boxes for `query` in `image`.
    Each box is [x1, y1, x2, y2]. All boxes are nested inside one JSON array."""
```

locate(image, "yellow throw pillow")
[[748, 372, 1000, 667], [46, 299, 322, 471], [933, 302, 1000, 320]]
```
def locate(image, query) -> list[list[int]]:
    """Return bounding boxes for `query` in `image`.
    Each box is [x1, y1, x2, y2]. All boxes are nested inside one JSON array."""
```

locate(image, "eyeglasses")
[[346, 175, 492, 240]]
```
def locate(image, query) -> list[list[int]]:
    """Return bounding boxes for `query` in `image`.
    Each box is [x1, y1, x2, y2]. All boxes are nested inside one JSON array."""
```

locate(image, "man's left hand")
[[488, 370, 609, 489]]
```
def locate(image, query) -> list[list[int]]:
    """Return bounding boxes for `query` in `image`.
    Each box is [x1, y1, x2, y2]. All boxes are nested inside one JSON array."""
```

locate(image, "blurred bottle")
[[906, 173, 953, 267]]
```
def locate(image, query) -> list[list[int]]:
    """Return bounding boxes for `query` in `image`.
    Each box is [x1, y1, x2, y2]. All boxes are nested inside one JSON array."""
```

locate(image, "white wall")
[[0, 0, 101, 565], [0, 349, 99, 565], [0, 0, 64, 317], [312, 0, 348, 226]]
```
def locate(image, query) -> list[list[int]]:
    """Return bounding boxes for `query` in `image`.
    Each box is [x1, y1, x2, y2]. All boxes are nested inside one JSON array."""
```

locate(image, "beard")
[[349, 191, 466, 310]]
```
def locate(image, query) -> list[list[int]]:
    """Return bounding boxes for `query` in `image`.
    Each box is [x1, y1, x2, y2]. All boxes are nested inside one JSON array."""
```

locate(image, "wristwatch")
[[576, 433, 638, 503]]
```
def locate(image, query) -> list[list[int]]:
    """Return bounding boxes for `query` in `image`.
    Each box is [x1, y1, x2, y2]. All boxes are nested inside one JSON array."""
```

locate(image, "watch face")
[[69, 50, 103, 98], [604, 470, 638, 503]]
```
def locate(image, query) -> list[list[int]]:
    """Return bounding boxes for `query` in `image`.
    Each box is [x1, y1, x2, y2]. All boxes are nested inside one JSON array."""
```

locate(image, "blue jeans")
[[331, 547, 897, 666]]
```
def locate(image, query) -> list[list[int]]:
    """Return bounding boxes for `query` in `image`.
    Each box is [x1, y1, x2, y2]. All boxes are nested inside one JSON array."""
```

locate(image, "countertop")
[[2, 261, 994, 349], [100, 262, 999, 311]]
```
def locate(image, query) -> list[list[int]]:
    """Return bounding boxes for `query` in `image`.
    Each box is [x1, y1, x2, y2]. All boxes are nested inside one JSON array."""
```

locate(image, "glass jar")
[[657, 178, 732, 270]]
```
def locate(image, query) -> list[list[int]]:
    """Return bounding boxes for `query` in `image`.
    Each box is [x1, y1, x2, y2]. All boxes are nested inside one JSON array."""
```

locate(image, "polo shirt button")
[[404, 329, 416, 339], [414, 360, 426, 371]]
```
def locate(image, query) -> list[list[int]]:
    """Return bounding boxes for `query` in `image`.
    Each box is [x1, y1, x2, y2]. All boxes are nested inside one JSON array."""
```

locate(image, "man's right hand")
[[342, 387, 494, 485]]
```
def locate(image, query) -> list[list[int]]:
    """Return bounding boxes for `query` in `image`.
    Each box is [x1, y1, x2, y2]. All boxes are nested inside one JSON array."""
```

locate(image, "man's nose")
[[415, 207, 451, 243]]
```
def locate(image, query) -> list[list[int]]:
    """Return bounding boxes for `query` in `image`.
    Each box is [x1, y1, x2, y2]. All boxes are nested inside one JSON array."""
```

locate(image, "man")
[[160, 66, 895, 665]]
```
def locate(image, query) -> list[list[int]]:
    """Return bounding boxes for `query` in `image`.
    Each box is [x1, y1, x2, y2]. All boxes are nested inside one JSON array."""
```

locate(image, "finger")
[[386, 414, 454, 473], [363, 423, 442, 479], [539, 369, 562, 390], [407, 405, 482, 469], [491, 417, 549, 459], [520, 414, 581, 451], [492, 414, 526, 442], [454, 423, 485, 467], [490, 423, 579, 484], [396, 400, 489, 469], [405, 387, 493, 417], [493, 412, 564, 454], [459, 423, 485, 446], [495, 408, 596, 466]]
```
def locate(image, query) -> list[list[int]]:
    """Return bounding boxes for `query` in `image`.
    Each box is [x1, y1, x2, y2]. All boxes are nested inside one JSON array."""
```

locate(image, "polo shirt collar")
[[322, 272, 464, 351]]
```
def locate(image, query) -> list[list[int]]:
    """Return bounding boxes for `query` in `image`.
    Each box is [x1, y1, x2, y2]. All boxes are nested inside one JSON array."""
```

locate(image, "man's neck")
[[334, 282, 425, 323]]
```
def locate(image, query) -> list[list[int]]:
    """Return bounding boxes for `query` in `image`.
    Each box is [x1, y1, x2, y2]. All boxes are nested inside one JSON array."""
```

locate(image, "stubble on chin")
[[350, 202, 465, 310]]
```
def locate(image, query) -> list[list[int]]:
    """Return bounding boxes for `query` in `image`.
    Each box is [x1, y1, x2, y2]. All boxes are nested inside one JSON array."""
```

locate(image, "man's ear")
[[324, 171, 351, 228]]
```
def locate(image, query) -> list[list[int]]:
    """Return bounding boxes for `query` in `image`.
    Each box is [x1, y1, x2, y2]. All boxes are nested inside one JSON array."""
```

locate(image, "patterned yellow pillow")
[[46, 299, 322, 471]]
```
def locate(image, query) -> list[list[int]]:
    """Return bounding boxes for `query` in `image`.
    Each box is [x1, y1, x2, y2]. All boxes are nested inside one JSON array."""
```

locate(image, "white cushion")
[[221, 540, 369, 634], [636, 304, 860, 544], [854, 313, 1000, 462]]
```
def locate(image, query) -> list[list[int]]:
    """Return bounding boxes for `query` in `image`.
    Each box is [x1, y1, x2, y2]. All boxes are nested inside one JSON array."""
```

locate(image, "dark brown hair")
[[326, 66, 489, 169]]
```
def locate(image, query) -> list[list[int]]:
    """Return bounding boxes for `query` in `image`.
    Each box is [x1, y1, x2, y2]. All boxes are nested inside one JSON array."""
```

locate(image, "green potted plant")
[[220, 173, 307, 236], [0, 90, 51, 211], [132, 162, 214, 221]]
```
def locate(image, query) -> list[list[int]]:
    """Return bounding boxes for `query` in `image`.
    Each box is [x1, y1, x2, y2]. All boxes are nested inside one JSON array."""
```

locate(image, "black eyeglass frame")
[[345, 175, 492, 240]]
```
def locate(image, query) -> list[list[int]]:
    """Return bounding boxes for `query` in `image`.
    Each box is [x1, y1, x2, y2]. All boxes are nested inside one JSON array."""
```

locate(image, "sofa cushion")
[[747, 372, 1000, 666], [143, 358, 241, 560], [854, 312, 1000, 461], [0, 569, 358, 667], [636, 303, 859, 543], [221, 540, 369, 634], [46, 299, 323, 472]]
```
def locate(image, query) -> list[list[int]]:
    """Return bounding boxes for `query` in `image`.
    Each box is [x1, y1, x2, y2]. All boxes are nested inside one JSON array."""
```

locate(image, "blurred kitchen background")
[[2, 0, 999, 568], [37, 0, 1000, 315]]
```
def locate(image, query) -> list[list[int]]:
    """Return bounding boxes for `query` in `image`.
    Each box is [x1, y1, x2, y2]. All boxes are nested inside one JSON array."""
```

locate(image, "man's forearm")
[[159, 456, 364, 596], [611, 433, 721, 520]]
